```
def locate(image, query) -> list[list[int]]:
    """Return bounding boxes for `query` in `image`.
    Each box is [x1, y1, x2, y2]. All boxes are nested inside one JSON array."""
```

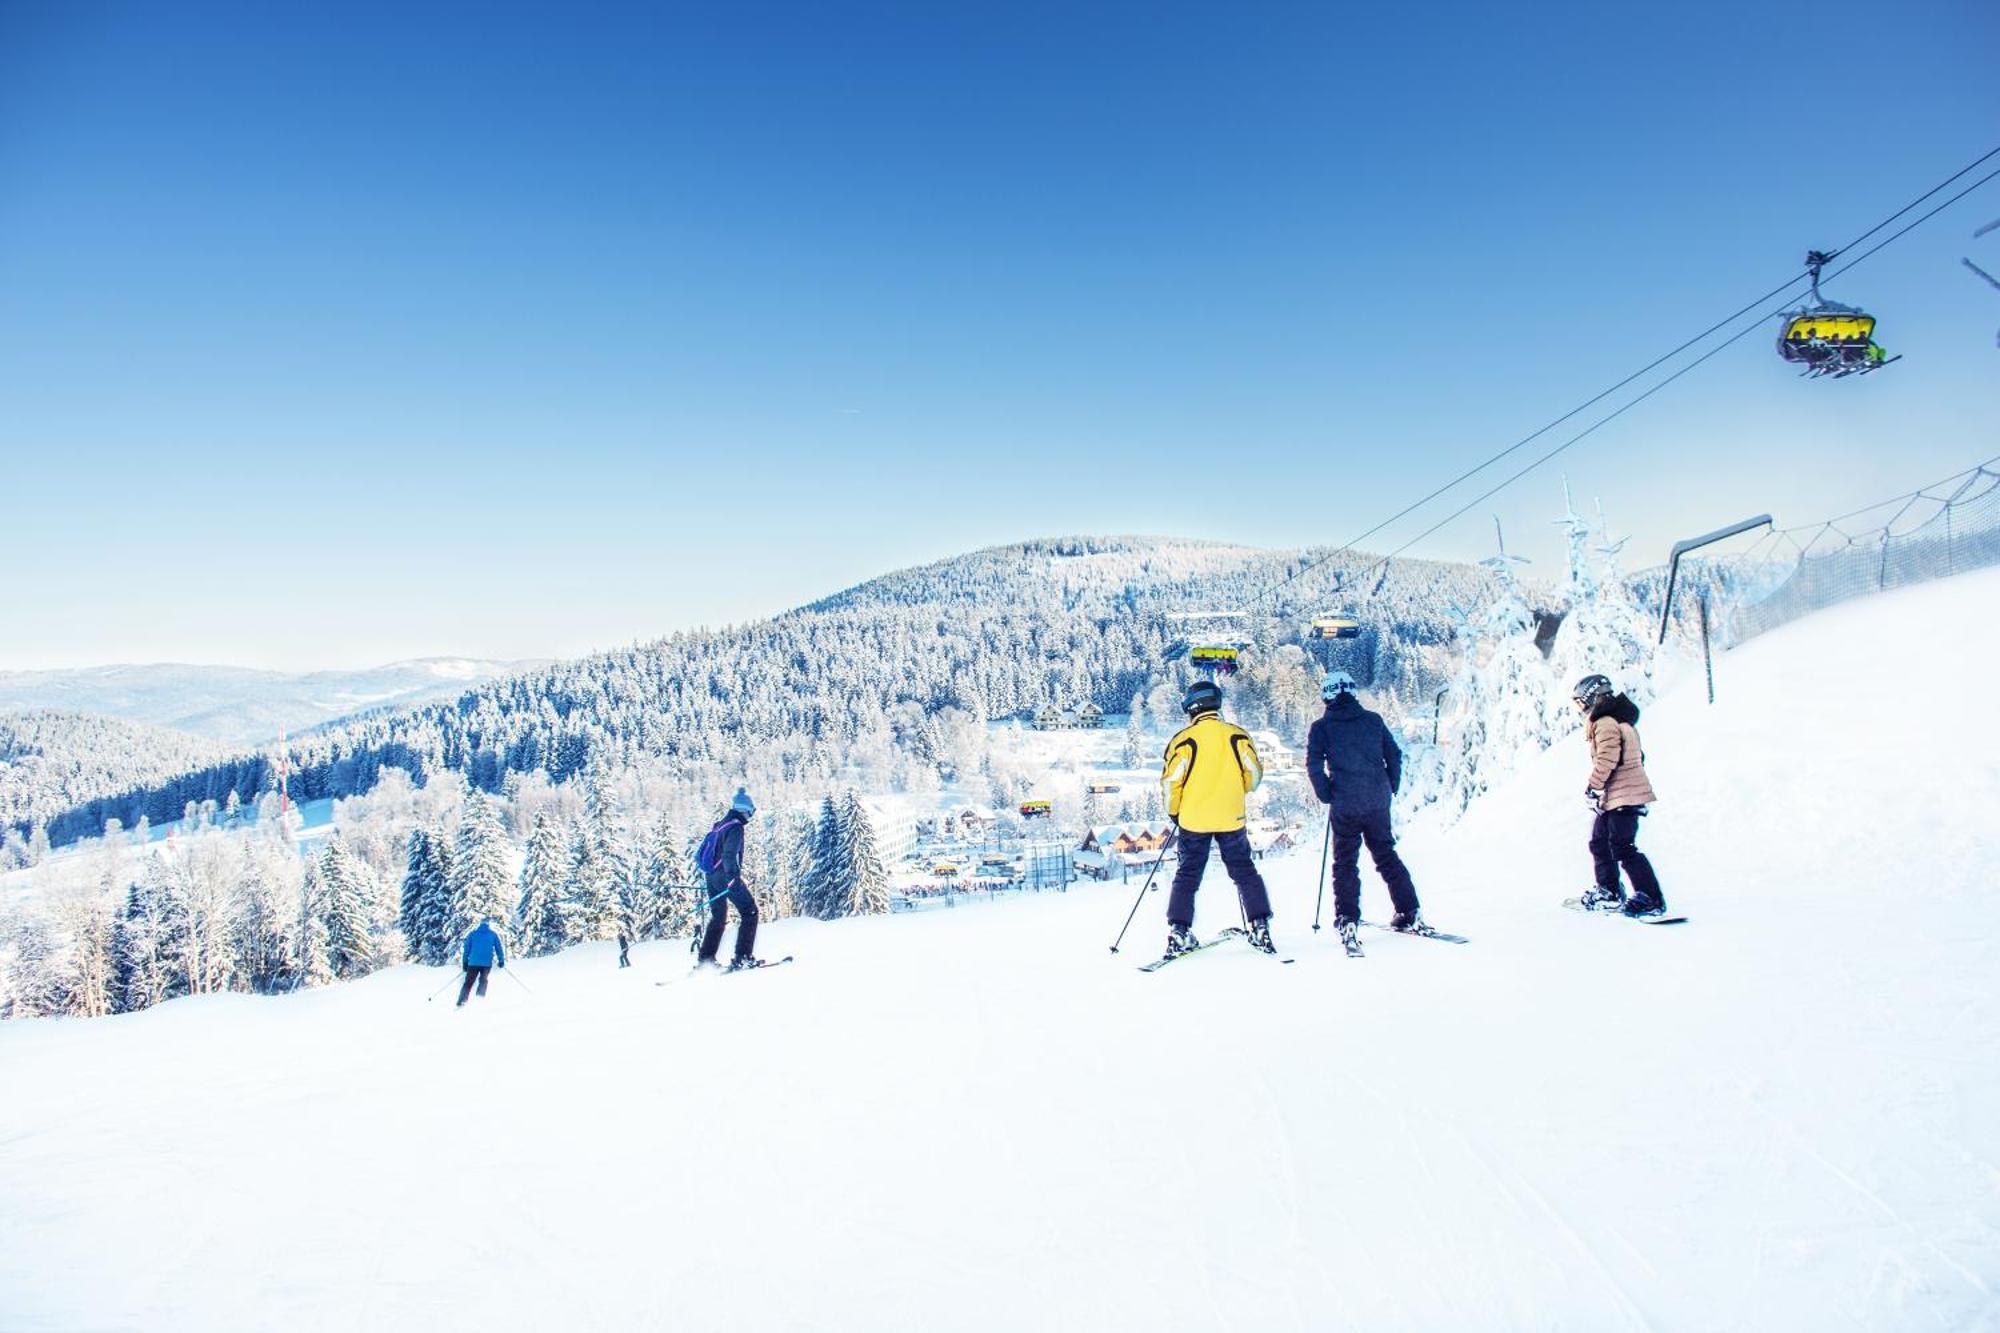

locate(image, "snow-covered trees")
[[317, 840, 378, 979], [838, 792, 890, 917], [398, 825, 454, 965], [447, 791, 513, 945], [514, 814, 571, 956]]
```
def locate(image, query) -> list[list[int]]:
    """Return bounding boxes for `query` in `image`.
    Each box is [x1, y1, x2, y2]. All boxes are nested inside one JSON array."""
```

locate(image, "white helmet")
[[1321, 670, 1357, 700]]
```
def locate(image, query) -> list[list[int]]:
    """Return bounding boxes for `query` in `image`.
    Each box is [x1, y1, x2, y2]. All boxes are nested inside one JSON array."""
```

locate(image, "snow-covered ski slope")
[[4, 570, 1998, 1332]]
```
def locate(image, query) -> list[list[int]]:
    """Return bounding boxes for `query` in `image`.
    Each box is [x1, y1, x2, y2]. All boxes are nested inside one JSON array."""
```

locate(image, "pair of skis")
[[1338, 920, 1471, 959], [1137, 927, 1293, 971], [655, 955, 795, 986], [1561, 898, 1688, 925]]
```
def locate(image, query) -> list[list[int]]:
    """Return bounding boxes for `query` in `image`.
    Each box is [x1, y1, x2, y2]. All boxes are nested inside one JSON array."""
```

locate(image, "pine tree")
[[318, 840, 377, 979], [795, 796, 845, 919], [447, 790, 513, 948], [294, 857, 334, 990], [230, 843, 296, 993], [514, 813, 572, 956], [838, 791, 890, 917], [113, 877, 176, 1012]]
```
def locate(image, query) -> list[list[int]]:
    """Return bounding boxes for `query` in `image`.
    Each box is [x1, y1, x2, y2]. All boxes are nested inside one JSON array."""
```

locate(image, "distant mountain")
[[23, 536, 1514, 850], [0, 658, 544, 748]]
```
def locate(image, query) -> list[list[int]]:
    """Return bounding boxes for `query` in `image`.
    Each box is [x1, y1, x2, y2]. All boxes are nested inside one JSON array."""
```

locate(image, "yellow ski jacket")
[[1160, 714, 1263, 833]]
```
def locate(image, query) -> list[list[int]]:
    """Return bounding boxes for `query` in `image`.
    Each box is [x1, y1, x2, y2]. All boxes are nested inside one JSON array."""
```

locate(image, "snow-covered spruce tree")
[[633, 816, 687, 940], [293, 857, 334, 990], [1437, 551, 1561, 818], [113, 875, 178, 1012], [748, 811, 796, 923], [797, 796, 846, 920], [397, 826, 441, 964], [5, 913, 67, 1018], [230, 841, 297, 994], [513, 813, 572, 956], [317, 840, 377, 979], [838, 791, 890, 917], [447, 790, 513, 947], [1546, 485, 1655, 715]]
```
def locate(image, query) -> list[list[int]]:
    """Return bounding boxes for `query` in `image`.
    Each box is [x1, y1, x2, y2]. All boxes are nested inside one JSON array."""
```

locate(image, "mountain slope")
[[0, 712, 232, 845], [26, 537, 1506, 848], [1, 567, 1993, 1330], [0, 658, 540, 748]]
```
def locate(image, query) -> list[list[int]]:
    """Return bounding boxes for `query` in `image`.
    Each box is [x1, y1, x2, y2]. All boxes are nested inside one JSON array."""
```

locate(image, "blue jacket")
[[1306, 693, 1403, 813], [463, 922, 505, 968]]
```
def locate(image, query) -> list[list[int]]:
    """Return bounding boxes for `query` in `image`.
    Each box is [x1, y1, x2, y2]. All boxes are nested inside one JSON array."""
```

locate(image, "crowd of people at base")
[[450, 669, 1669, 999]]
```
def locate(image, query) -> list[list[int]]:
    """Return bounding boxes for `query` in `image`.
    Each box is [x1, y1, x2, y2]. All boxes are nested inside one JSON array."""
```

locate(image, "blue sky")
[[2, 0, 1996, 669]]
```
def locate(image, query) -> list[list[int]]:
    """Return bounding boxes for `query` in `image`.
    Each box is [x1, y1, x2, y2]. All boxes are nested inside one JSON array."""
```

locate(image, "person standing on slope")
[[1159, 680, 1277, 957], [1305, 670, 1426, 951], [457, 916, 506, 1007], [1572, 674, 1668, 917], [696, 788, 762, 970]]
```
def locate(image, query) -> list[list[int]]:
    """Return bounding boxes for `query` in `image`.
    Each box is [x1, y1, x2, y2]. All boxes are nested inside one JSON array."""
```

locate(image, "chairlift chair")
[[1776, 250, 1899, 377]]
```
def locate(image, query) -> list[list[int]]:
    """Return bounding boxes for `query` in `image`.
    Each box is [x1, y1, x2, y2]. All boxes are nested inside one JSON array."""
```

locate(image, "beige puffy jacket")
[[1586, 708, 1658, 811]]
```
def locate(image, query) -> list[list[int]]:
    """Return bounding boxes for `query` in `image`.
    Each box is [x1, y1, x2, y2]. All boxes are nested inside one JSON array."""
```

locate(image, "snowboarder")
[[1305, 670, 1425, 951], [696, 788, 762, 969], [1159, 680, 1276, 957], [1572, 674, 1668, 917], [457, 916, 506, 1006]]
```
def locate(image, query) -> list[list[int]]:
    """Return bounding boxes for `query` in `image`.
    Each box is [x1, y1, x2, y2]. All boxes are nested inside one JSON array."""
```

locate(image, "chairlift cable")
[[1259, 142, 2000, 607]]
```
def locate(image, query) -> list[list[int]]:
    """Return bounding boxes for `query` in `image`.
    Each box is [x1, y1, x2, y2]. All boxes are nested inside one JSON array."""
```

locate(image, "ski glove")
[[1584, 787, 1604, 807]]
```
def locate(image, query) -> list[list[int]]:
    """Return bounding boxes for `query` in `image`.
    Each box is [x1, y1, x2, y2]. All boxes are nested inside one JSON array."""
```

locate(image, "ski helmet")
[[1181, 680, 1223, 717], [1572, 674, 1614, 710], [1320, 670, 1357, 700]]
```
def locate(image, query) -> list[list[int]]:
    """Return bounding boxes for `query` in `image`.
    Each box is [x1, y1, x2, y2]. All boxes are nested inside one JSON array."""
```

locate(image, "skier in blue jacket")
[[696, 789, 762, 970], [1305, 671, 1426, 950], [457, 917, 506, 1006]]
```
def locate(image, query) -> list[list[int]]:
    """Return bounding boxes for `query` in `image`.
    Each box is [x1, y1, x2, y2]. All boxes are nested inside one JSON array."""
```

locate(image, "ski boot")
[[1577, 885, 1626, 912], [725, 955, 762, 972], [1622, 895, 1667, 919], [1245, 917, 1276, 954], [1389, 910, 1437, 937], [1164, 924, 1198, 960], [1335, 918, 1363, 957]]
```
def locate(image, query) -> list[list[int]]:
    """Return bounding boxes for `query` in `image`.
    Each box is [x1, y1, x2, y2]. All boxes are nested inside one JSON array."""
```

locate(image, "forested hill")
[[22, 537, 1511, 850], [1, 713, 233, 855]]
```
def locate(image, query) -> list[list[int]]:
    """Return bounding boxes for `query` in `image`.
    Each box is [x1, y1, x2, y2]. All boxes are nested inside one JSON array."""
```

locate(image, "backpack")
[[695, 818, 733, 876]]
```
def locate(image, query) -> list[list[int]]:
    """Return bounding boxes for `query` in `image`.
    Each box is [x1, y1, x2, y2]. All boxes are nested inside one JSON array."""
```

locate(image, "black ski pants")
[[456, 965, 491, 1005], [1330, 806, 1419, 924], [699, 883, 759, 962], [1589, 808, 1663, 902], [1168, 828, 1272, 929]]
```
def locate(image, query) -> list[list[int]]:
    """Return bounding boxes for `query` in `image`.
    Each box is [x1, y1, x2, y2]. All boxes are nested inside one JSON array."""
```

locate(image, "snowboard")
[[1562, 898, 1687, 925]]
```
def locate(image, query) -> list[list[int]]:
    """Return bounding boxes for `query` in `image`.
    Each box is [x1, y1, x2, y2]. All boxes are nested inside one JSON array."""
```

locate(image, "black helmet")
[[1181, 680, 1223, 717], [1572, 674, 1614, 711]]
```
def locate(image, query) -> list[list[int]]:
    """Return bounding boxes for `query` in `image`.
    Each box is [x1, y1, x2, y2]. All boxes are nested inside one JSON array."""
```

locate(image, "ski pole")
[[1312, 812, 1331, 932], [500, 966, 532, 995], [425, 970, 461, 1002], [1109, 831, 1175, 953]]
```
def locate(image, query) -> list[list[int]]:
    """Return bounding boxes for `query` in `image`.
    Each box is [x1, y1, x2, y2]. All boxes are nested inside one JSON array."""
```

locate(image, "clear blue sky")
[[3, 0, 1996, 669]]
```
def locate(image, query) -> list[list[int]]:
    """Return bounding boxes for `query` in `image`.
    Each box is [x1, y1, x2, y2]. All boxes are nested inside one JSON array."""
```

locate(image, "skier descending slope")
[[1570, 674, 1670, 918], [1305, 671, 1428, 955], [457, 916, 506, 1007], [695, 789, 764, 970], [1159, 680, 1277, 958]]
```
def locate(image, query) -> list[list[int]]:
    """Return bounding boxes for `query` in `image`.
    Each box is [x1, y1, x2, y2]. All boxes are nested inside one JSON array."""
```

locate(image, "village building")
[[1072, 821, 1176, 880]]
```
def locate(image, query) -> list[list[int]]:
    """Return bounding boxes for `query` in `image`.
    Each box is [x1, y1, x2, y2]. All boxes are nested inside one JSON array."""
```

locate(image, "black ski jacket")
[[1306, 693, 1402, 813], [704, 812, 748, 890]]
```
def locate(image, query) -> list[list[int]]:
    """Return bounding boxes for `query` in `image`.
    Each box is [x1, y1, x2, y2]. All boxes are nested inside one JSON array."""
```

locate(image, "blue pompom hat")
[[729, 787, 756, 818]]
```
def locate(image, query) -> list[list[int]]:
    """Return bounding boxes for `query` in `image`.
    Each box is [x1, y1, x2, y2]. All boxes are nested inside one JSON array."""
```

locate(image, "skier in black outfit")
[[696, 788, 761, 969], [1305, 671, 1425, 950]]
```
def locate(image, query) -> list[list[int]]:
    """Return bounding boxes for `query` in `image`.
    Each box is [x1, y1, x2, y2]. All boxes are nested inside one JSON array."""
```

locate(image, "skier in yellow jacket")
[[1159, 679, 1276, 957]]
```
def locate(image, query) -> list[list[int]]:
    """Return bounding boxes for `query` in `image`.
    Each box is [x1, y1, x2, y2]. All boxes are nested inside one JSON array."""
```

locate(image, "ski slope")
[[4, 570, 1998, 1331]]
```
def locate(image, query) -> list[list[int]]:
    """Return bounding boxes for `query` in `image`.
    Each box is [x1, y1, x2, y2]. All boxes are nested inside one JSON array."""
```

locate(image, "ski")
[[1362, 920, 1469, 944], [1138, 927, 1246, 972], [1562, 899, 1687, 925], [726, 955, 795, 972]]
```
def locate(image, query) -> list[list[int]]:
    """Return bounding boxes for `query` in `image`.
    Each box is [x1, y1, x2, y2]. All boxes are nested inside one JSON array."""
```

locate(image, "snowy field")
[[3, 571, 1998, 1331]]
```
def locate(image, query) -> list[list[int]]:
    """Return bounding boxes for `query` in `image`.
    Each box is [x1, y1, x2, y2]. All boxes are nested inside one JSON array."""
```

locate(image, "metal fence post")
[[1699, 591, 1715, 705]]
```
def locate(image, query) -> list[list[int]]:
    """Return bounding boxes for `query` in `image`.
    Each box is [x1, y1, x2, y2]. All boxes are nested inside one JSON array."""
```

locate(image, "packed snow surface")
[[4, 571, 1998, 1331]]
